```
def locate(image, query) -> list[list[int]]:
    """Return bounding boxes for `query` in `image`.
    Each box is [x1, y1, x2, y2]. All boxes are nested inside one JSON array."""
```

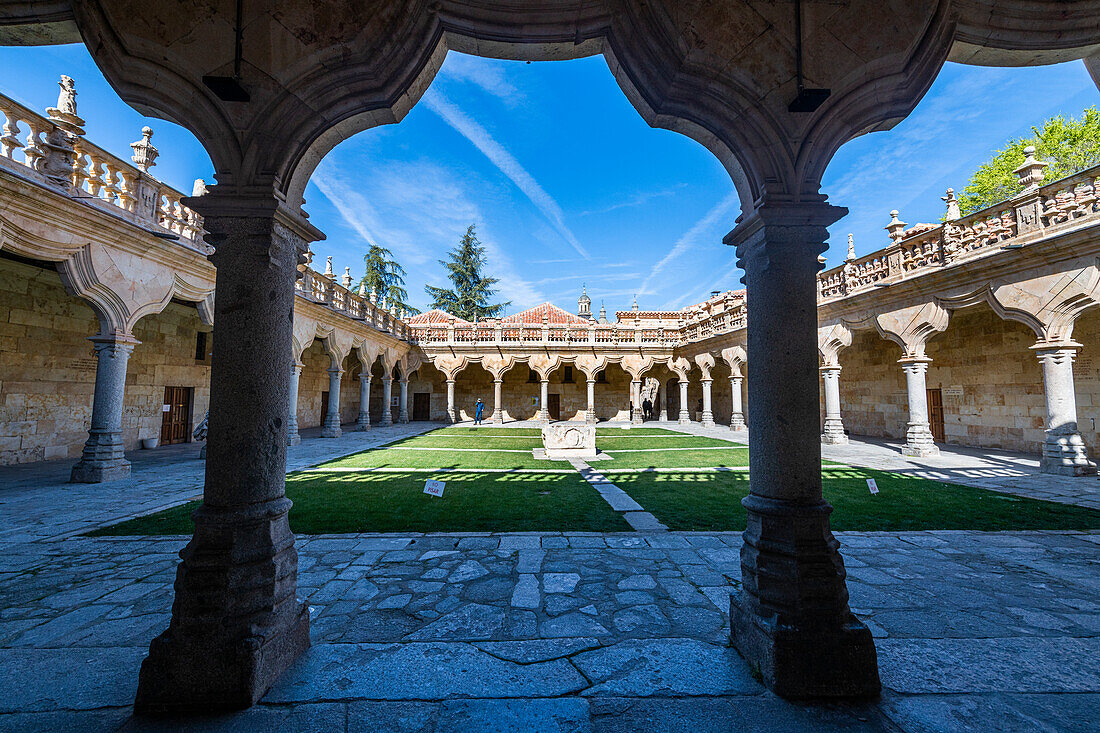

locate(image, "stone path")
[[571, 459, 668, 532]]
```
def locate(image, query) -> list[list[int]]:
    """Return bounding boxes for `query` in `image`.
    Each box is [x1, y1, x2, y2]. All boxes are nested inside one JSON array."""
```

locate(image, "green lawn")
[[613, 467, 1100, 532], [90, 470, 631, 535], [595, 435, 740, 451], [431, 427, 543, 436], [319, 447, 573, 470], [388, 435, 543, 450], [596, 427, 684, 436], [600, 447, 752, 469]]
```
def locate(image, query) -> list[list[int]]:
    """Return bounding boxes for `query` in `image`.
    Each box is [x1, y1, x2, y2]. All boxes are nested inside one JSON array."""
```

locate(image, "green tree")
[[957, 107, 1100, 216], [425, 224, 510, 320], [359, 244, 419, 315]]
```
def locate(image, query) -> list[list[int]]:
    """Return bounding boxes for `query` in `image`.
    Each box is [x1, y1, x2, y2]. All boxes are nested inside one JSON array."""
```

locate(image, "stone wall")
[[0, 257, 210, 464], [835, 303, 1100, 455]]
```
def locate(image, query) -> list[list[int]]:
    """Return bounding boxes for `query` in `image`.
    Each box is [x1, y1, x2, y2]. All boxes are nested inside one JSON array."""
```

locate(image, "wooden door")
[[412, 393, 430, 421], [548, 393, 561, 421], [320, 391, 329, 428], [927, 388, 945, 443], [160, 386, 193, 445]]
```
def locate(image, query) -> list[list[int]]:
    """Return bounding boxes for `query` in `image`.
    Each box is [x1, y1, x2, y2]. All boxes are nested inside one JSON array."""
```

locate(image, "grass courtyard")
[[89, 425, 1100, 535]]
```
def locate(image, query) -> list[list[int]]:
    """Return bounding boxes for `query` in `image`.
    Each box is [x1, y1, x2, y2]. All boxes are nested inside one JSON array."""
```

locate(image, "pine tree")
[[957, 107, 1100, 216], [359, 244, 419, 315], [425, 224, 510, 320]]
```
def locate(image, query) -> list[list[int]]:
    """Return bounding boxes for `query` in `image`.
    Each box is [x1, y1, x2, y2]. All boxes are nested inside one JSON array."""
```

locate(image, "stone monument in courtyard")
[[536, 424, 598, 460]]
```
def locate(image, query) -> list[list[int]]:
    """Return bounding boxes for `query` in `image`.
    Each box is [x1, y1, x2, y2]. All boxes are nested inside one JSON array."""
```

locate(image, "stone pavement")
[[0, 421, 1098, 731]]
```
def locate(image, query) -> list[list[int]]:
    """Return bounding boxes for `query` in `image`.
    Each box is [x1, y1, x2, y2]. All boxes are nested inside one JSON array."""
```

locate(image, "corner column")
[[287, 362, 303, 446], [677, 380, 690, 424], [70, 332, 137, 483], [820, 366, 848, 444], [321, 368, 343, 438], [379, 376, 393, 426], [727, 201, 879, 699], [135, 191, 311, 713], [729, 376, 746, 430], [586, 378, 596, 424], [398, 378, 409, 423], [1035, 343, 1096, 475], [445, 378, 457, 424], [492, 378, 504, 423], [538, 378, 550, 422], [356, 373, 372, 431], [700, 378, 714, 427], [900, 358, 938, 456]]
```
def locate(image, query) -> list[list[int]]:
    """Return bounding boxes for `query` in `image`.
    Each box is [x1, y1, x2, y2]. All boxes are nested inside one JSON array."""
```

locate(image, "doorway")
[[547, 393, 561, 421], [927, 388, 945, 443], [320, 391, 329, 427], [412, 393, 430, 421], [160, 386, 193, 445]]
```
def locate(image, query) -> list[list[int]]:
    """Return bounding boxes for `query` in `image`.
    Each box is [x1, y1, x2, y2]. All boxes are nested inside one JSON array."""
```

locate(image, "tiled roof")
[[501, 303, 589, 325], [405, 309, 469, 325]]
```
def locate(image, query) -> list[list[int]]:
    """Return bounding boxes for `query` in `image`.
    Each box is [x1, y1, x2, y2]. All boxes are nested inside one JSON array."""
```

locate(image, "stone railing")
[[410, 319, 680, 348], [294, 265, 413, 340], [819, 159, 1100, 301], [0, 78, 205, 249]]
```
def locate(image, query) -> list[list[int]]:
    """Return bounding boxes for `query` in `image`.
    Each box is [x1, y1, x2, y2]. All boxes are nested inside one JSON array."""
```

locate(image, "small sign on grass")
[[423, 479, 446, 498], [867, 478, 879, 495]]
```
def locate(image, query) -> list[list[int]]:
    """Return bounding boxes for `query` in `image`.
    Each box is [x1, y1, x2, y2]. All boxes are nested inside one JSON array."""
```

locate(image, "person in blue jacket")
[[474, 398, 485, 425]]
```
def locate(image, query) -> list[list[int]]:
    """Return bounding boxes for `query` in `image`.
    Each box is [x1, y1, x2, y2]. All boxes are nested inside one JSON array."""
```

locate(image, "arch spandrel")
[[65, 0, 1076, 215], [817, 323, 853, 367], [720, 346, 747, 377], [874, 301, 950, 359]]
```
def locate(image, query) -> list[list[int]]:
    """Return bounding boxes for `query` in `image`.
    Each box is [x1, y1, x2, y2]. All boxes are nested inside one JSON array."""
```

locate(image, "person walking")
[[474, 398, 485, 425]]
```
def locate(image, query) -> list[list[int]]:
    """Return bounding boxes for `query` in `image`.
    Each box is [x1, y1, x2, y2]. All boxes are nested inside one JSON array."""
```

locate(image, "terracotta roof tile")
[[405, 309, 470, 325], [501, 303, 589, 325]]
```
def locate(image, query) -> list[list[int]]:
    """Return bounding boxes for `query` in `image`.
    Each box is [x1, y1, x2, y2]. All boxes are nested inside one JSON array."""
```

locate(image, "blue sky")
[[0, 44, 1096, 314]]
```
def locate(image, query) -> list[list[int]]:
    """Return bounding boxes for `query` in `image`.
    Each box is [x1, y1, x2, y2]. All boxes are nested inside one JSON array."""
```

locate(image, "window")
[[195, 331, 208, 362], [596, 370, 608, 384], [527, 368, 538, 383], [563, 365, 574, 383]]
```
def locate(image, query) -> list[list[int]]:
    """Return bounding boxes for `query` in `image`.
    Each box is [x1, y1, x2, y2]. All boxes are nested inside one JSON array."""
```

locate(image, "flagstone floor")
[[0, 422, 1097, 731]]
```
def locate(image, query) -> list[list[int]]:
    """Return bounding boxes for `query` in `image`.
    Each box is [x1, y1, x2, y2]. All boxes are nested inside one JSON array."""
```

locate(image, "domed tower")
[[578, 284, 592, 320]]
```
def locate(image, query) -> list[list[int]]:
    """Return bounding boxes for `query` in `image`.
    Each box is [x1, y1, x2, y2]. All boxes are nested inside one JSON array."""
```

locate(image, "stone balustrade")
[[409, 319, 680, 347], [294, 265, 413, 342], [0, 82, 206, 250]]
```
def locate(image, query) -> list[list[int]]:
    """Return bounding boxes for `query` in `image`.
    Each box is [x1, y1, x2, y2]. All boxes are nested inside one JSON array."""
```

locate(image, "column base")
[[446, 411, 457, 425], [70, 458, 131, 483], [677, 411, 691, 425], [1040, 457, 1097, 476], [354, 420, 371, 432], [491, 411, 503, 424], [287, 432, 301, 446], [730, 418, 747, 431], [1041, 434, 1096, 476], [399, 413, 410, 424], [730, 593, 880, 700], [701, 411, 714, 428], [822, 432, 849, 445], [134, 500, 310, 714], [902, 443, 939, 457], [659, 409, 668, 421], [585, 411, 596, 425], [320, 424, 342, 439], [198, 444, 207, 460], [379, 416, 393, 427]]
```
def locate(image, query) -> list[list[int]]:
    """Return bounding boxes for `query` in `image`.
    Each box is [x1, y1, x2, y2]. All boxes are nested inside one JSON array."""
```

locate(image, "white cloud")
[[438, 54, 518, 102], [637, 192, 739, 297], [423, 89, 591, 260]]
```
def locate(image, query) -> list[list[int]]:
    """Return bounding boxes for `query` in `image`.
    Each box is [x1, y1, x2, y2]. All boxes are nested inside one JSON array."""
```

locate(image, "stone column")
[[445, 378, 457, 424], [677, 380, 690, 424], [729, 376, 746, 430], [492, 378, 504, 423], [727, 201, 878, 699], [70, 333, 137, 483], [1035, 345, 1096, 475], [820, 366, 848, 444], [379, 376, 393, 426], [701, 378, 714, 427], [136, 193, 310, 713], [321, 368, 343, 438], [538, 378, 550, 422], [356, 373, 371, 431], [287, 362, 303, 445], [398, 378, 409, 423], [630, 379, 643, 424], [586, 378, 596, 424], [900, 358, 938, 457]]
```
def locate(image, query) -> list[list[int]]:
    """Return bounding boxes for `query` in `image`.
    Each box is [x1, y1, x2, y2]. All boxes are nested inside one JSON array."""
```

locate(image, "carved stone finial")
[[846, 233, 856, 261], [942, 188, 960, 220], [130, 126, 159, 172], [45, 75, 85, 135], [885, 210, 907, 242], [1014, 145, 1048, 191], [192, 179, 208, 197], [324, 256, 334, 278], [358, 279, 367, 297], [342, 266, 352, 289], [369, 286, 377, 303]]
